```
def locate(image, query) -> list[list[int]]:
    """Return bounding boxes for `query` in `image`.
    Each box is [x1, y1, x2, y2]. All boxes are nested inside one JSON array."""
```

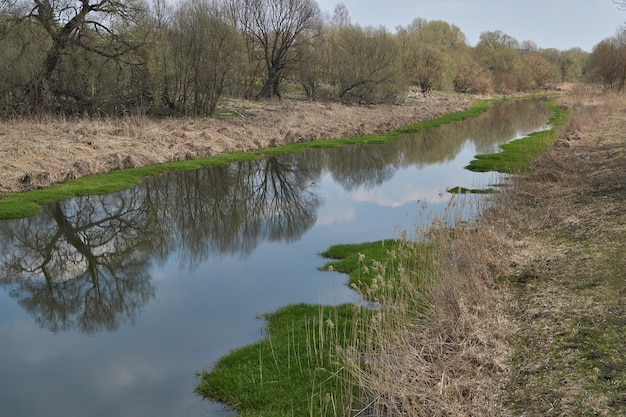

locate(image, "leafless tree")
[[226, 0, 321, 98], [5, 0, 148, 108]]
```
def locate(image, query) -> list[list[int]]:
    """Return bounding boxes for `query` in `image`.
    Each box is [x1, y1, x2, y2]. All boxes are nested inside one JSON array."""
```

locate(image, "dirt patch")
[[0, 94, 472, 194]]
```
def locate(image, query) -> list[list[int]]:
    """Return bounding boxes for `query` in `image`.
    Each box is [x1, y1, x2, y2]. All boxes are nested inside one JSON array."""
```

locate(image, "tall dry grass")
[[335, 85, 626, 417], [337, 196, 516, 416]]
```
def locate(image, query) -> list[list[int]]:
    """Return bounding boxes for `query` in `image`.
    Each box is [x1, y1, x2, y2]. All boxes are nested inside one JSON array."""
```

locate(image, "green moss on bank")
[[465, 102, 568, 174]]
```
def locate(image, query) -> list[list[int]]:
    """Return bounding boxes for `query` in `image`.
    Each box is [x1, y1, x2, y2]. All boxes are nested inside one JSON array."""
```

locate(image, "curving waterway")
[[0, 99, 552, 416]]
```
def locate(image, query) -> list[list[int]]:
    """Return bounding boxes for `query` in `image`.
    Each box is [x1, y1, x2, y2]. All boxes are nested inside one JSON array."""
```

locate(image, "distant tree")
[[454, 48, 492, 93], [327, 25, 403, 102], [476, 30, 523, 92], [588, 35, 626, 90], [520, 40, 538, 51], [478, 30, 519, 50], [225, 0, 321, 98], [397, 19, 467, 92], [331, 2, 350, 27], [520, 51, 559, 89]]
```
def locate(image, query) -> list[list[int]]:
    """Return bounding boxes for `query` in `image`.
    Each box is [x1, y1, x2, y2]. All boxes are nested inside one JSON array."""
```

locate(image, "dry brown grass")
[[494, 87, 626, 416], [0, 93, 472, 194], [340, 85, 626, 417], [341, 201, 516, 416]]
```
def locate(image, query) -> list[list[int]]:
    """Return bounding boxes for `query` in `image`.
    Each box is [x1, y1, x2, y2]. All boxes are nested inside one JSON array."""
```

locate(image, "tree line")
[[0, 0, 612, 117]]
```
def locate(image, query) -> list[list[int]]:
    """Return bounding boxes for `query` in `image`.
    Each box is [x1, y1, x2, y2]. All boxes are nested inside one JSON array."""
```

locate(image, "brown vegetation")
[[340, 85, 626, 416], [496, 88, 626, 415], [0, 93, 471, 194]]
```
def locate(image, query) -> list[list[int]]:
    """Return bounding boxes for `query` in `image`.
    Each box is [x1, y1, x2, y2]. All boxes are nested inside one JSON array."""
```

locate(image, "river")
[[0, 99, 552, 416]]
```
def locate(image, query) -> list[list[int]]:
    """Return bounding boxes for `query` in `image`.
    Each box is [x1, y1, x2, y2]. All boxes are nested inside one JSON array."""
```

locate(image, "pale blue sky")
[[315, 0, 626, 51]]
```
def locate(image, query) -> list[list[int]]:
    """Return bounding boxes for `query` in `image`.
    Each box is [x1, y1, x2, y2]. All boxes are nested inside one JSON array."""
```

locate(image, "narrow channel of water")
[[0, 99, 552, 416]]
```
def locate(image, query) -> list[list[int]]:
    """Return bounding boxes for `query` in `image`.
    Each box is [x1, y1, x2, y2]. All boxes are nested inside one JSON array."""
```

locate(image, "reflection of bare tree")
[[0, 153, 323, 333], [469, 99, 553, 154], [145, 154, 322, 267], [0, 193, 160, 334], [322, 144, 396, 191]]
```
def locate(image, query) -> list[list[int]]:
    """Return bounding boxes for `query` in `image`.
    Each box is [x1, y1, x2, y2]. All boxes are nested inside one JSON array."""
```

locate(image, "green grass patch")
[[318, 240, 398, 291], [0, 152, 258, 219], [447, 186, 494, 194], [318, 239, 434, 307], [465, 102, 569, 174], [195, 303, 362, 417]]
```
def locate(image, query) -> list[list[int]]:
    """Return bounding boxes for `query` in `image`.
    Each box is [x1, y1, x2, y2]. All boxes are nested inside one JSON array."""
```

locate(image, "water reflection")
[[0, 100, 551, 336], [0, 156, 323, 333], [324, 99, 552, 191], [0, 194, 157, 334]]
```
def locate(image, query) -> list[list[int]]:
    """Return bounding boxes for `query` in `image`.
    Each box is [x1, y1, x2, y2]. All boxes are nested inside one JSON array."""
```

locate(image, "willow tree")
[[167, 0, 243, 116], [397, 19, 467, 93], [476, 30, 523, 92], [326, 24, 402, 102], [226, 0, 320, 98], [3, 0, 148, 110]]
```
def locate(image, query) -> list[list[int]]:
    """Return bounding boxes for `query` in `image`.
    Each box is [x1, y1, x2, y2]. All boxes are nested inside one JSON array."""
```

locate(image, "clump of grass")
[[447, 186, 494, 194], [195, 303, 364, 416]]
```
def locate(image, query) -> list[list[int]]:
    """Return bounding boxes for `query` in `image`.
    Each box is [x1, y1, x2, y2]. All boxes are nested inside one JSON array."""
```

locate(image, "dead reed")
[[338, 195, 516, 417]]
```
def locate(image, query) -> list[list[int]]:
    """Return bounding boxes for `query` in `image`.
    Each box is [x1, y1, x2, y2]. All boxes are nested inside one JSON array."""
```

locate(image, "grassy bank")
[[494, 90, 626, 415], [196, 303, 363, 417], [466, 101, 569, 174], [194, 96, 569, 416], [0, 100, 491, 220]]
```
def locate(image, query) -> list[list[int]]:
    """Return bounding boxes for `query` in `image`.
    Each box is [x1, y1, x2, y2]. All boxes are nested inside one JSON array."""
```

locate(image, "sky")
[[315, 0, 626, 52]]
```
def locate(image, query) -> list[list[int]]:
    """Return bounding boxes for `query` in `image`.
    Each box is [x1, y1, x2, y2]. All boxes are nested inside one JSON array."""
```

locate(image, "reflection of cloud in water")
[[349, 165, 458, 208], [352, 186, 444, 208], [316, 197, 356, 226], [315, 173, 356, 226], [95, 358, 169, 398]]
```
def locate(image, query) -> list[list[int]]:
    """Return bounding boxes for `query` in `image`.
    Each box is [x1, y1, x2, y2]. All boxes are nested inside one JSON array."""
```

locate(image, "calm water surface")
[[0, 100, 552, 416]]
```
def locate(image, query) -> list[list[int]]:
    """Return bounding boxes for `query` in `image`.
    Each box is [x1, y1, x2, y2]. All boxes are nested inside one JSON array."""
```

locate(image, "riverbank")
[[495, 89, 626, 415], [0, 93, 472, 195], [196, 85, 626, 416]]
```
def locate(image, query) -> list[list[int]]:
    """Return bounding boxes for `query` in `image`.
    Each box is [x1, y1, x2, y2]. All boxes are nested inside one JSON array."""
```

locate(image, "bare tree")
[[167, 0, 242, 115], [330, 2, 349, 27], [328, 25, 402, 102], [226, 0, 320, 98], [5, 0, 148, 109]]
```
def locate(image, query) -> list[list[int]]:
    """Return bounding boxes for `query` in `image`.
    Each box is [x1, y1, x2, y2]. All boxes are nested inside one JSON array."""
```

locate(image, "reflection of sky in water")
[[0, 100, 550, 417], [317, 140, 502, 242]]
